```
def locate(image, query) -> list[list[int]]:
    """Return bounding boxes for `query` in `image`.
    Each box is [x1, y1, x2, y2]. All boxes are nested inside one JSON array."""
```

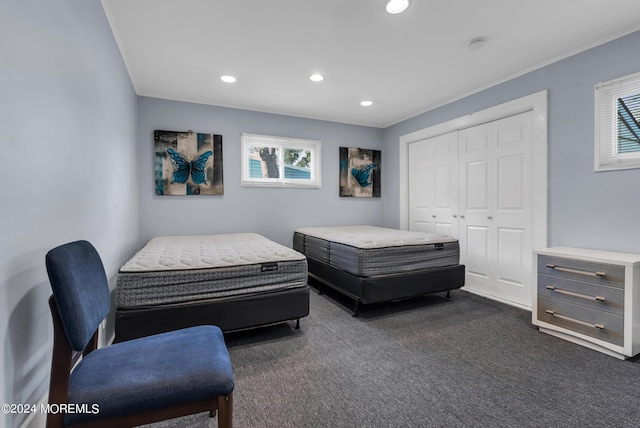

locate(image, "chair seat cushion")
[[65, 325, 234, 426]]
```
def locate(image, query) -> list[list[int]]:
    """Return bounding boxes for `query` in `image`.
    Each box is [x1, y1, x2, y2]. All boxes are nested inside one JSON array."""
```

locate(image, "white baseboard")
[[461, 287, 532, 311]]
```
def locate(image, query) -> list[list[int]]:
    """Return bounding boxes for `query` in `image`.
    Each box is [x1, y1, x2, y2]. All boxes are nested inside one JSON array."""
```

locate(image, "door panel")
[[466, 161, 489, 211], [465, 134, 489, 152], [408, 131, 458, 237], [434, 222, 453, 236], [408, 111, 533, 308], [459, 111, 533, 307], [411, 168, 430, 209], [498, 155, 524, 210], [408, 142, 432, 231], [434, 165, 452, 209], [497, 125, 524, 147], [465, 225, 490, 278], [497, 227, 525, 285]]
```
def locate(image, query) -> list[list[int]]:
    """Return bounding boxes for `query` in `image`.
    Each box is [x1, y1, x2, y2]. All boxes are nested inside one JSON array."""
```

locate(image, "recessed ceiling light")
[[386, 0, 409, 14], [360, 100, 373, 107], [309, 74, 324, 82], [220, 75, 236, 83]]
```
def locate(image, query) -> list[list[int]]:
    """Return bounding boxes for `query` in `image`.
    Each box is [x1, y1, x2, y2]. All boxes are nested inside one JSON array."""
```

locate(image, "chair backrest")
[[46, 240, 110, 351]]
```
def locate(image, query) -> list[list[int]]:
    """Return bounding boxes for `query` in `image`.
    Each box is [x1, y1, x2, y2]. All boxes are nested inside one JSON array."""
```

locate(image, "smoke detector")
[[468, 37, 487, 51]]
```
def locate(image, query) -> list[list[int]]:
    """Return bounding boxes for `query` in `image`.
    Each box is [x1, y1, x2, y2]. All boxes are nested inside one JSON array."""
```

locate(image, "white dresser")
[[533, 247, 640, 359]]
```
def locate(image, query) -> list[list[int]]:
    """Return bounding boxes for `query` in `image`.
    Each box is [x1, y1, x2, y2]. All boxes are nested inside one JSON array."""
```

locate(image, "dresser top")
[[535, 247, 640, 266]]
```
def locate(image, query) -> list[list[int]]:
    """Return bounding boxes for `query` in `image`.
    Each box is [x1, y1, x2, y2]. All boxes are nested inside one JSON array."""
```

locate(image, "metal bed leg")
[[446, 290, 451, 298], [295, 319, 300, 329], [352, 301, 360, 317]]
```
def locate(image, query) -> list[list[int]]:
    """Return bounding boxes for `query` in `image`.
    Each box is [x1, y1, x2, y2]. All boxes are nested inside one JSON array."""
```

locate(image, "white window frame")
[[595, 71, 640, 171], [241, 133, 321, 188]]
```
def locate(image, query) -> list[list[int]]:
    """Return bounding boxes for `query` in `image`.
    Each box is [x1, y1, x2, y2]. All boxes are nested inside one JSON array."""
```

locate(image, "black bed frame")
[[114, 285, 310, 343], [306, 257, 465, 316]]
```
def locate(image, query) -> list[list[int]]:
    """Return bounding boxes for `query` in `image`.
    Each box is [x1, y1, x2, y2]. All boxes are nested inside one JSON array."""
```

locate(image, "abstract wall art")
[[154, 129, 224, 195], [339, 147, 381, 198]]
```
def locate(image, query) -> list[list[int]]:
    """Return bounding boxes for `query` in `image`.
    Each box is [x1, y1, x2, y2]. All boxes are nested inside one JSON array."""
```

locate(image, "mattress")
[[293, 225, 459, 277], [116, 233, 308, 309]]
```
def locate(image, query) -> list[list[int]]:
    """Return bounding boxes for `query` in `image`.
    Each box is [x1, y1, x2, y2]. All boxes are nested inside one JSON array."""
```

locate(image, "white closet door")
[[408, 131, 458, 237], [459, 111, 533, 307]]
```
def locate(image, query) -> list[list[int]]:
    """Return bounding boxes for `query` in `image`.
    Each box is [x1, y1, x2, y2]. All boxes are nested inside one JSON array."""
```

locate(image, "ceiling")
[[102, 0, 640, 128]]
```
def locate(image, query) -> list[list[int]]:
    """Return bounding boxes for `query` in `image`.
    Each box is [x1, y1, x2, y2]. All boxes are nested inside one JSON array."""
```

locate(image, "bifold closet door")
[[458, 111, 533, 307], [408, 131, 459, 237]]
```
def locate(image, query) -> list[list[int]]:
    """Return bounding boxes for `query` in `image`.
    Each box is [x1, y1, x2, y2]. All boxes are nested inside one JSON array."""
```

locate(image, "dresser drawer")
[[537, 296, 623, 346], [538, 274, 624, 316], [538, 255, 624, 288]]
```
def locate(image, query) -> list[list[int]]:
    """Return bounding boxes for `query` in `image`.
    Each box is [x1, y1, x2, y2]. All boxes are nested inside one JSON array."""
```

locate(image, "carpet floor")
[[147, 286, 640, 428]]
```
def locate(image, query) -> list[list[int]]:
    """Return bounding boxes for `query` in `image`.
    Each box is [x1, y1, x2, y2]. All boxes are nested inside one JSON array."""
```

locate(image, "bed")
[[293, 225, 465, 315], [114, 233, 310, 342]]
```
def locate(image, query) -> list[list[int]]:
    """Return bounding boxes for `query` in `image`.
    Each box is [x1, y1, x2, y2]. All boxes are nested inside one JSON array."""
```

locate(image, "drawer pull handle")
[[545, 310, 605, 330], [545, 285, 606, 302], [546, 264, 606, 278]]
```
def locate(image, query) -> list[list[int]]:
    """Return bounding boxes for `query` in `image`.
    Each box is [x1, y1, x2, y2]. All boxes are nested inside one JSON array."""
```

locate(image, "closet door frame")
[[399, 91, 548, 310]]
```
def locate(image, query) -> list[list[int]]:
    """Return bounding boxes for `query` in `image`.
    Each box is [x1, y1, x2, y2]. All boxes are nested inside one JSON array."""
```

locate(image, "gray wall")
[[382, 30, 640, 254], [0, 1, 139, 427], [137, 97, 384, 247]]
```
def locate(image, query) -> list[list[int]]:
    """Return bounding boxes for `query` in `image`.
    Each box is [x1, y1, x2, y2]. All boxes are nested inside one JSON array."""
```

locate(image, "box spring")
[[293, 226, 465, 315], [293, 225, 460, 277], [114, 233, 309, 340], [115, 286, 310, 342]]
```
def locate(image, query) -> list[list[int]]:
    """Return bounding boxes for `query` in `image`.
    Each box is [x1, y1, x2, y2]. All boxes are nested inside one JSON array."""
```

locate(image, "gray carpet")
[[147, 287, 640, 428]]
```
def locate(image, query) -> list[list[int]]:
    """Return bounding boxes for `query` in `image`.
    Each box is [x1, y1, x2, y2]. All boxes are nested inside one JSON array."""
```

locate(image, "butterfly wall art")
[[154, 130, 224, 195], [339, 147, 381, 198]]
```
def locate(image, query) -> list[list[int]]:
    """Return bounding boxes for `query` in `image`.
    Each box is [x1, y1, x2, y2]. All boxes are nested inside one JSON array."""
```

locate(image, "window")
[[595, 71, 640, 171], [241, 133, 321, 188]]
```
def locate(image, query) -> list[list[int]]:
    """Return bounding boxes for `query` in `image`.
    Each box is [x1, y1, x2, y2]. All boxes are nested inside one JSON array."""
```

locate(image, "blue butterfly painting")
[[165, 147, 213, 185], [351, 163, 377, 187]]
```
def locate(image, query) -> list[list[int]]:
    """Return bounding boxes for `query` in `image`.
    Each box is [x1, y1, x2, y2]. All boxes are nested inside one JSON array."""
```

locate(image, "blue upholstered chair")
[[45, 240, 234, 428]]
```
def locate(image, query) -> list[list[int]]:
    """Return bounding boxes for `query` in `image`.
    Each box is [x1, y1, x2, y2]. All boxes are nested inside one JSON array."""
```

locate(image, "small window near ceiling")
[[595, 71, 640, 171], [241, 133, 321, 188], [617, 94, 640, 154]]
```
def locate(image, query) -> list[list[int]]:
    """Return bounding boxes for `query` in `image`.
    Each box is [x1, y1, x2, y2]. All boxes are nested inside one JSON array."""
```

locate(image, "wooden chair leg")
[[217, 393, 233, 428]]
